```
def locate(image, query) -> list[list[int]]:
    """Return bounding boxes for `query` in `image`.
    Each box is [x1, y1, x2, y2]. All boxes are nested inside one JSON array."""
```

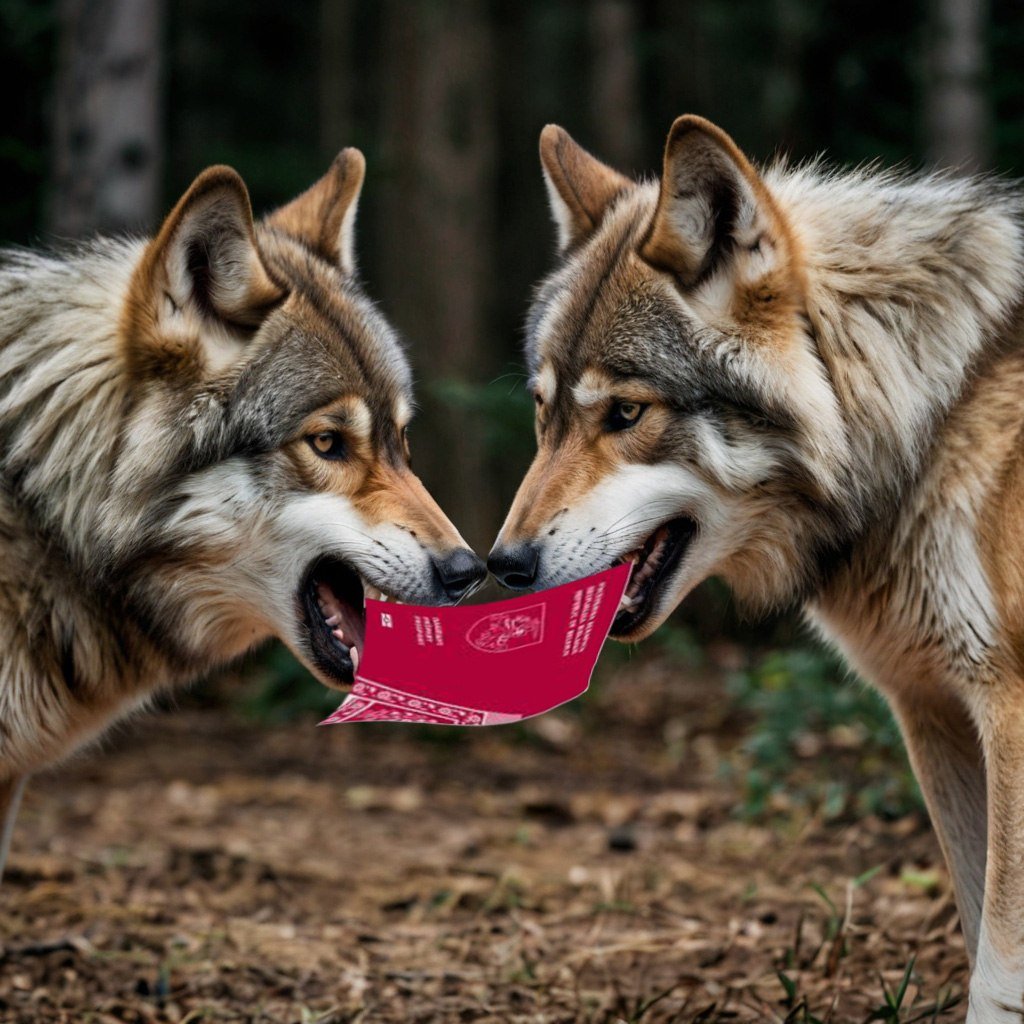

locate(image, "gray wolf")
[[0, 150, 485, 873], [488, 115, 1024, 1022]]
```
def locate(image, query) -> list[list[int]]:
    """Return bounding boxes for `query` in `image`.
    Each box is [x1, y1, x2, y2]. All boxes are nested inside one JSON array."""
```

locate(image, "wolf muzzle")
[[486, 542, 541, 591], [432, 548, 487, 601]]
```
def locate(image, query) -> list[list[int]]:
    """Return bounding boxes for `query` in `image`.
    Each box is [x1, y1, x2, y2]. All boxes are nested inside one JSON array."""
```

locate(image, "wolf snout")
[[431, 548, 488, 602], [487, 541, 540, 591]]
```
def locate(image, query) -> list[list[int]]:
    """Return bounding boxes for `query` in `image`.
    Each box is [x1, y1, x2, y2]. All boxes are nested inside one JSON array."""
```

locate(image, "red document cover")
[[321, 563, 631, 727]]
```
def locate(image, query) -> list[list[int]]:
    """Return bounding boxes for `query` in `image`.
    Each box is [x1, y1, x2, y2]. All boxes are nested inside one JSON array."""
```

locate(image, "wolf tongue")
[[316, 581, 366, 651], [336, 602, 365, 650]]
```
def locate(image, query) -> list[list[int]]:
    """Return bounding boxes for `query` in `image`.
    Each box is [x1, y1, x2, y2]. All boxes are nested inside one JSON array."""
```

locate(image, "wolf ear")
[[641, 115, 789, 290], [539, 125, 632, 252], [139, 166, 283, 328], [264, 148, 366, 273]]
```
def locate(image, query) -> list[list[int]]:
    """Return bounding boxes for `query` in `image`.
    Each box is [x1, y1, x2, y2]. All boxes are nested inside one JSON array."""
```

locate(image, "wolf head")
[[22, 152, 485, 690], [489, 117, 857, 641]]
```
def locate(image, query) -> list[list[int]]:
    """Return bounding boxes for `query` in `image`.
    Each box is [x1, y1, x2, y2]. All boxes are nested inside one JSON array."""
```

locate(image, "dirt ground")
[[0, 657, 967, 1024]]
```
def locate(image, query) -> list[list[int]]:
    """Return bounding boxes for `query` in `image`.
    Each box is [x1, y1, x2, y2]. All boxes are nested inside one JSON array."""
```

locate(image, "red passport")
[[321, 563, 631, 727]]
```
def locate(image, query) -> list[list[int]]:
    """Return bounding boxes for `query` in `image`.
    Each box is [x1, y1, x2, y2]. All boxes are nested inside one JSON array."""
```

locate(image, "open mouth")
[[611, 516, 697, 638], [299, 558, 399, 688]]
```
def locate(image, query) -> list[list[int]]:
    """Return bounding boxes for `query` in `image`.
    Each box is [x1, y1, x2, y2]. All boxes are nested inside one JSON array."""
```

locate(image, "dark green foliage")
[[237, 644, 338, 723], [0, 0, 57, 244], [166, 0, 325, 212], [991, 3, 1024, 172], [427, 374, 533, 456], [426, 373, 535, 508], [726, 649, 923, 822]]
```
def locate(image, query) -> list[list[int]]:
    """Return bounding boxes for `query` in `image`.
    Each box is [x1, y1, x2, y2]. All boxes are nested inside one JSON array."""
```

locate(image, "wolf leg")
[[0, 775, 26, 883], [891, 687, 987, 962], [967, 686, 1024, 1023]]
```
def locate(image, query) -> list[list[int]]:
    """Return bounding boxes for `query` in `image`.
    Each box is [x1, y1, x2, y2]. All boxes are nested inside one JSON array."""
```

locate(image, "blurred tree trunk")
[[655, 0, 714, 130], [763, 0, 809, 156], [50, 0, 164, 236], [319, 0, 354, 160], [377, 0, 497, 551], [588, 0, 641, 171], [925, 0, 991, 170]]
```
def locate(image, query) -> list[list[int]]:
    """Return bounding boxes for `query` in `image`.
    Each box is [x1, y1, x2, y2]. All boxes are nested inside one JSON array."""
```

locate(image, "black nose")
[[487, 542, 540, 591], [432, 548, 488, 602]]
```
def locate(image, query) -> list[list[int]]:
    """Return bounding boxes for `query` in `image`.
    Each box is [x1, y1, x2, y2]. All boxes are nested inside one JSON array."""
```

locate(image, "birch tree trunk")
[[925, 0, 991, 171], [50, 0, 164, 237]]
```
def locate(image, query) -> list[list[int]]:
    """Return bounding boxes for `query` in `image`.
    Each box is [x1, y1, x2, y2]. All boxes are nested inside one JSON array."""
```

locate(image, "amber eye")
[[608, 400, 647, 431], [308, 432, 346, 460]]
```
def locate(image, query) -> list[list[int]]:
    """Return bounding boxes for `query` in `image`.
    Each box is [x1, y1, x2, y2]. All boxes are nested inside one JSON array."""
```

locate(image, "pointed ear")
[[640, 115, 790, 290], [539, 125, 632, 252], [138, 165, 283, 327], [264, 148, 366, 273]]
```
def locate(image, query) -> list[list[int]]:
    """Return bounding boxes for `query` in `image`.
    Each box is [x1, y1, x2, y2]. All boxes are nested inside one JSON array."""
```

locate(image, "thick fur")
[[492, 117, 1024, 1022], [0, 152, 480, 802]]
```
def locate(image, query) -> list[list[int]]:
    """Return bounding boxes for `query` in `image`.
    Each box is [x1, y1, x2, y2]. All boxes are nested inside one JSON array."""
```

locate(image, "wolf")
[[488, 115, 1024, 1021], [0, 149, 486, 876]]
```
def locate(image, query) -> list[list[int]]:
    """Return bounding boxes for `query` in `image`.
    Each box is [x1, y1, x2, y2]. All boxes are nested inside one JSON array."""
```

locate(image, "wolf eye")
[[608, 401, 647, 431], [308, 432, 346, 460]]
